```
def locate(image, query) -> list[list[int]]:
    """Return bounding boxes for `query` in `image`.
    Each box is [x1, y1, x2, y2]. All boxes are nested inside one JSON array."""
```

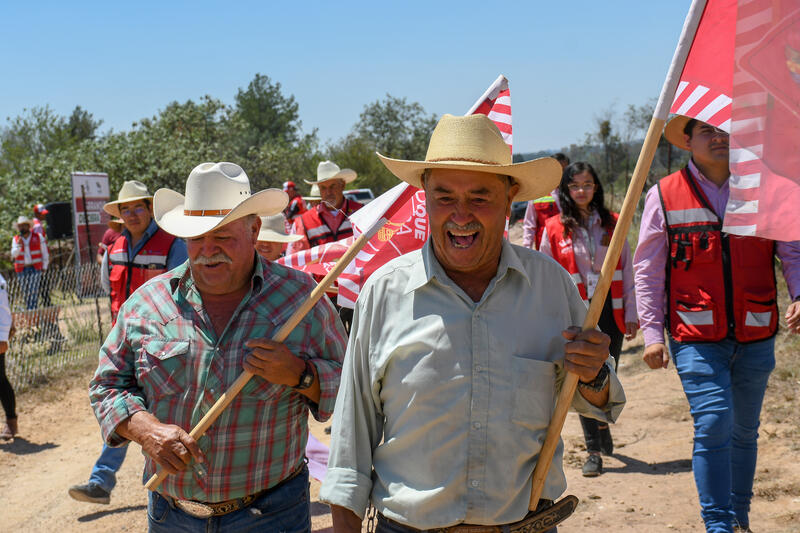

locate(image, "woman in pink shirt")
[[540, 162, 638, 477]]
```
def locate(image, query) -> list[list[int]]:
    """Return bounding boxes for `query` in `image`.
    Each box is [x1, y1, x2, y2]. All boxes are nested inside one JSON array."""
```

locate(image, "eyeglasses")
[[567, 183, 595, 192], [120, 206, 147, 217]]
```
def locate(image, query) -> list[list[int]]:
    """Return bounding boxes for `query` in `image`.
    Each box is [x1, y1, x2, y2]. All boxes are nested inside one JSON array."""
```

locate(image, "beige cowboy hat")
[[663, 115, 729, 151], [304, 160, 357, 186], [258, 215, 303, 243], [14, 215, 32, 228], [376, 114, 562, 202], [103, 180, 154, 218], [302, 184, 322, 202], [153, 162, 288, 239]]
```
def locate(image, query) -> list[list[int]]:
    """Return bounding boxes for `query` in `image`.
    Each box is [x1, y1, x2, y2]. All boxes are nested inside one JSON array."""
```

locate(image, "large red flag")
[[669, 0, 800, 241]]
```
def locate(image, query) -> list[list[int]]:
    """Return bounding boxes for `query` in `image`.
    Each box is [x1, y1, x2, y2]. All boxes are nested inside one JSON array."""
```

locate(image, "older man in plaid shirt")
[[89, 162, 347, 532]]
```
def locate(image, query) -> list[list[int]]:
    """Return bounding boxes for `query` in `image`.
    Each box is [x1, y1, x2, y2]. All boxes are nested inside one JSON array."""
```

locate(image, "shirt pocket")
[[137, 337, 189, 400], [510, 356, 556, 431]]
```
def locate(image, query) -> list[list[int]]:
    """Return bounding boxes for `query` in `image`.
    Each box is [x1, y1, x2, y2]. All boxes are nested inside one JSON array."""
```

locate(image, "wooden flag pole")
[[528, 0, 708, 511], [144, 223, 383, 491]]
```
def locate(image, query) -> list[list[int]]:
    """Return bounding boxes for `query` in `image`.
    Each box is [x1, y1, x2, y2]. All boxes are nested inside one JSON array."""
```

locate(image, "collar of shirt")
[[686, 159, 730, 218], [404, 238, 531, 298]]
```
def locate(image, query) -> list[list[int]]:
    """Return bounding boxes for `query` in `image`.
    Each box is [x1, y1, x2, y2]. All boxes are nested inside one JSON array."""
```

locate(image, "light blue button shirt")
[[320, 239, 626, 529]]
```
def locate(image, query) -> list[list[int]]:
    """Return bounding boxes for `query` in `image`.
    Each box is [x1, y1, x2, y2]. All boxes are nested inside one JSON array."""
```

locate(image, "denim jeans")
[[19, 267, 40, 309], [89, 442, 128, 492], [147, 466, 311, 533], [669, 337, 775, 533]]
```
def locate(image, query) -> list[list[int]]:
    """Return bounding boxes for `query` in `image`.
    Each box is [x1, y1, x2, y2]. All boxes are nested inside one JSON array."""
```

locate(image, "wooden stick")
[[527, 115, 665, 509], [144, 226, 380, 491]]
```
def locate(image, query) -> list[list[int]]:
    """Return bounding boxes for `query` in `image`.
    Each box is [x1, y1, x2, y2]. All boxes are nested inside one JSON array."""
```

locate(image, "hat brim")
[[103, 195, 154, 218], [303, 169, 357, 186], [376, 153, 562, 202], [257, 228, 303, 243], [664, 115, 693, 151], [153, 188, 288, 239]]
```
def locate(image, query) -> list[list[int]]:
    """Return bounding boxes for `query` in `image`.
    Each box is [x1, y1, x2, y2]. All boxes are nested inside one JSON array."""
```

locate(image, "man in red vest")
[[287, 161, 363, 255], [282, 180, 307, 225], [11, 215, 49, 309], [68, 180, 187, 506], [634, 116, 800, 532], [522, 152, 569, 250]]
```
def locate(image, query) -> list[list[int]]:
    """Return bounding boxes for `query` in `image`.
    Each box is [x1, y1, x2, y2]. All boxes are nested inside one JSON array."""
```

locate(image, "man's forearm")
[[331, 505, 363, 533], [115, 410, 160, 445]]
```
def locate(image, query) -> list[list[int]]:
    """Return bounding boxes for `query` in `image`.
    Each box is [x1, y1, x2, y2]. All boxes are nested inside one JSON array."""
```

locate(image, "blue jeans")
[[89, 443, 128, 492], [669, 337, 775, 533], [147, 466, 311, 533], [19, 267, 40, 309]]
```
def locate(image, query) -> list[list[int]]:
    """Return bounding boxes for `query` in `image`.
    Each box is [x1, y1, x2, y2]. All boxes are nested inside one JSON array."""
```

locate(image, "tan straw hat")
[[153, 162, 288, 239], [302, 184, 322, 202], [258, 215, 303, 243], [15, 215, 32, 228], [103, 180, 154, 218], [663, 115, 694, 151], [377, 114, 561, 202], [304, 160, 357, 186]]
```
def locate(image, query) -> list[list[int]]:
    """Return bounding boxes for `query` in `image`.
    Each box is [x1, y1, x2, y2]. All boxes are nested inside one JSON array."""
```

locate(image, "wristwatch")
[[578, 363, 610, 393], [294, 360, 315, 390]]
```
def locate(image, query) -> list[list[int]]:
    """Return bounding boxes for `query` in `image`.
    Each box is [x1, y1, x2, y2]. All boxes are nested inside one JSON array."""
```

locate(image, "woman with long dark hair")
[[540, 162, 638, 477]]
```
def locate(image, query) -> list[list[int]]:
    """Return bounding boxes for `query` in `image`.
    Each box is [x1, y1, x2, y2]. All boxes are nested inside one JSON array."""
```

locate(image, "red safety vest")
[[544, 214, 626, 334], [533, 196, 560, 249], [108, 229, 176, 321], [658, 168, 777, 343], [13, 234, 44, 272], [297, 199, 362, 247], [284, 196, 307, 222]]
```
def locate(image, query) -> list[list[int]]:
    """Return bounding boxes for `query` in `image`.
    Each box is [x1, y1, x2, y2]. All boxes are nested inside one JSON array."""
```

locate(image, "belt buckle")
[[174, 499, 215, 519]]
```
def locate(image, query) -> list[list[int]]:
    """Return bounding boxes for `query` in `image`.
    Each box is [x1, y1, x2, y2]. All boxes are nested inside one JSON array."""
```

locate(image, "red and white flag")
[[468, 75, 513, 150], [278, 237, 353, 277], [669, 0, 800, 241]]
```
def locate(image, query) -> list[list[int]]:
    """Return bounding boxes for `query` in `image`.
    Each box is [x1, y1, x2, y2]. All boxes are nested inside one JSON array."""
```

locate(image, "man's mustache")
[[443, 221, 482, 233], [194, 253, 233, 265]]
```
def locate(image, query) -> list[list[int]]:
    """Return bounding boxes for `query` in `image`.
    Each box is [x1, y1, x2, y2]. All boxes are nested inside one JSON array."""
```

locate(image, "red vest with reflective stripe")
[[298, 199, 362, 247], [533, 196, 560, 249], [658, 168, 777, 343], [108, 229, 176, 320], [13, 234, 44, 272], [284, 196, 307, 222], [544, 214, 626, 333]]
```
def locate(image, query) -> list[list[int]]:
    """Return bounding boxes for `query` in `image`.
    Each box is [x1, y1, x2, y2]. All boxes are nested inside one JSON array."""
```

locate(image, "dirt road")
[[2, 338, 798, 532]]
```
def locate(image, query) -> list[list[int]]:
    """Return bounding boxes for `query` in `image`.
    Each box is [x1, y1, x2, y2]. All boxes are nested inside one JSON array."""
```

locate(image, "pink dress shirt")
[[540, 211, 638, 324], [521, 190, 560, 249], [633, 160, 800, 346]]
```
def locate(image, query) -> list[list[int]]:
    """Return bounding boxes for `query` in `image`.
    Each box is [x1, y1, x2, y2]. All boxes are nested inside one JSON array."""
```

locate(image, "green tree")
[[233, 73, 303, 148]]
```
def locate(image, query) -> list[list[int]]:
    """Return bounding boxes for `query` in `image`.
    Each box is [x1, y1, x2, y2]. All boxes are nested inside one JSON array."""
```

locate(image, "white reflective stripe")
[[612, 270, 623, 281], [306, 225, 329, 240], [611, 297, 623, 309], [676, 309, 714, 326], [131, 254, 168, 265], [665, 208, 718, 225], [109, 252, 128, 262], [339, 220, 352, 231], [745, 311, 772, 328]]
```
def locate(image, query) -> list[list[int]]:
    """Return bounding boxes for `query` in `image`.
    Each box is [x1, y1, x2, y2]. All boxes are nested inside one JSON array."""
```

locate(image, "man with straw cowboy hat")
[[634, 115, 800, 533], [321, 113, 626, 532], [70, 179, 188, 505], [287, 160, 363, 255], [255, 214, 303, 262], [89, 162, 347, 531]]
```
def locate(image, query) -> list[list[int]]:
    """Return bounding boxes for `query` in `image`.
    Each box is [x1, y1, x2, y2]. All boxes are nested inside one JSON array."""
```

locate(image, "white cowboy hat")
[[258, 215, 303, 243], [153, 162, 288, 239], [302, 184, 322, 202], [15, 215, 32, 228], [376, 114, 561, 202], [304, 160, 357, 186], [103, 180, 154, 218]]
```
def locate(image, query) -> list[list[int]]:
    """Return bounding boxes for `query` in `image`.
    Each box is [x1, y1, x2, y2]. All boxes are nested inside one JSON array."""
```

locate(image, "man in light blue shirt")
[[321, 114, 626, 532]]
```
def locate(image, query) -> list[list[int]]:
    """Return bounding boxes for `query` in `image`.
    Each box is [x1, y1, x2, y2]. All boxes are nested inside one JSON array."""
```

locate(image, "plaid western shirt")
[[89, 256, 347, 502]]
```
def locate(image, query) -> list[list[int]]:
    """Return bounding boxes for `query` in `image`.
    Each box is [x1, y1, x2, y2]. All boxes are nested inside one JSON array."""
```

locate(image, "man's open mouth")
[[448, 229, 478, 249]]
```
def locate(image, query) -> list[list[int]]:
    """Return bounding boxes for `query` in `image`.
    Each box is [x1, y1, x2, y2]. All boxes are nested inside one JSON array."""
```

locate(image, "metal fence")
[[5, 263, 108, 390]]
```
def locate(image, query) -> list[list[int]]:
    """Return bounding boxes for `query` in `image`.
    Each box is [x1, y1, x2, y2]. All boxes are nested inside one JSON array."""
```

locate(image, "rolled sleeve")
[[319, 286, 383, 518], [570, 360, 626, 423], [88, 314, 148, 446]]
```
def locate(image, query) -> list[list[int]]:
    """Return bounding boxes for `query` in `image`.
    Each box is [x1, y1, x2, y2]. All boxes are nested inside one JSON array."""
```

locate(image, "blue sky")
[[1, 1, 692, 154]]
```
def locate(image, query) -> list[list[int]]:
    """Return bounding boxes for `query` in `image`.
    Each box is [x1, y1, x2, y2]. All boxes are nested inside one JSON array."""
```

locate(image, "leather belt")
[[164, 465, 305, 519]]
